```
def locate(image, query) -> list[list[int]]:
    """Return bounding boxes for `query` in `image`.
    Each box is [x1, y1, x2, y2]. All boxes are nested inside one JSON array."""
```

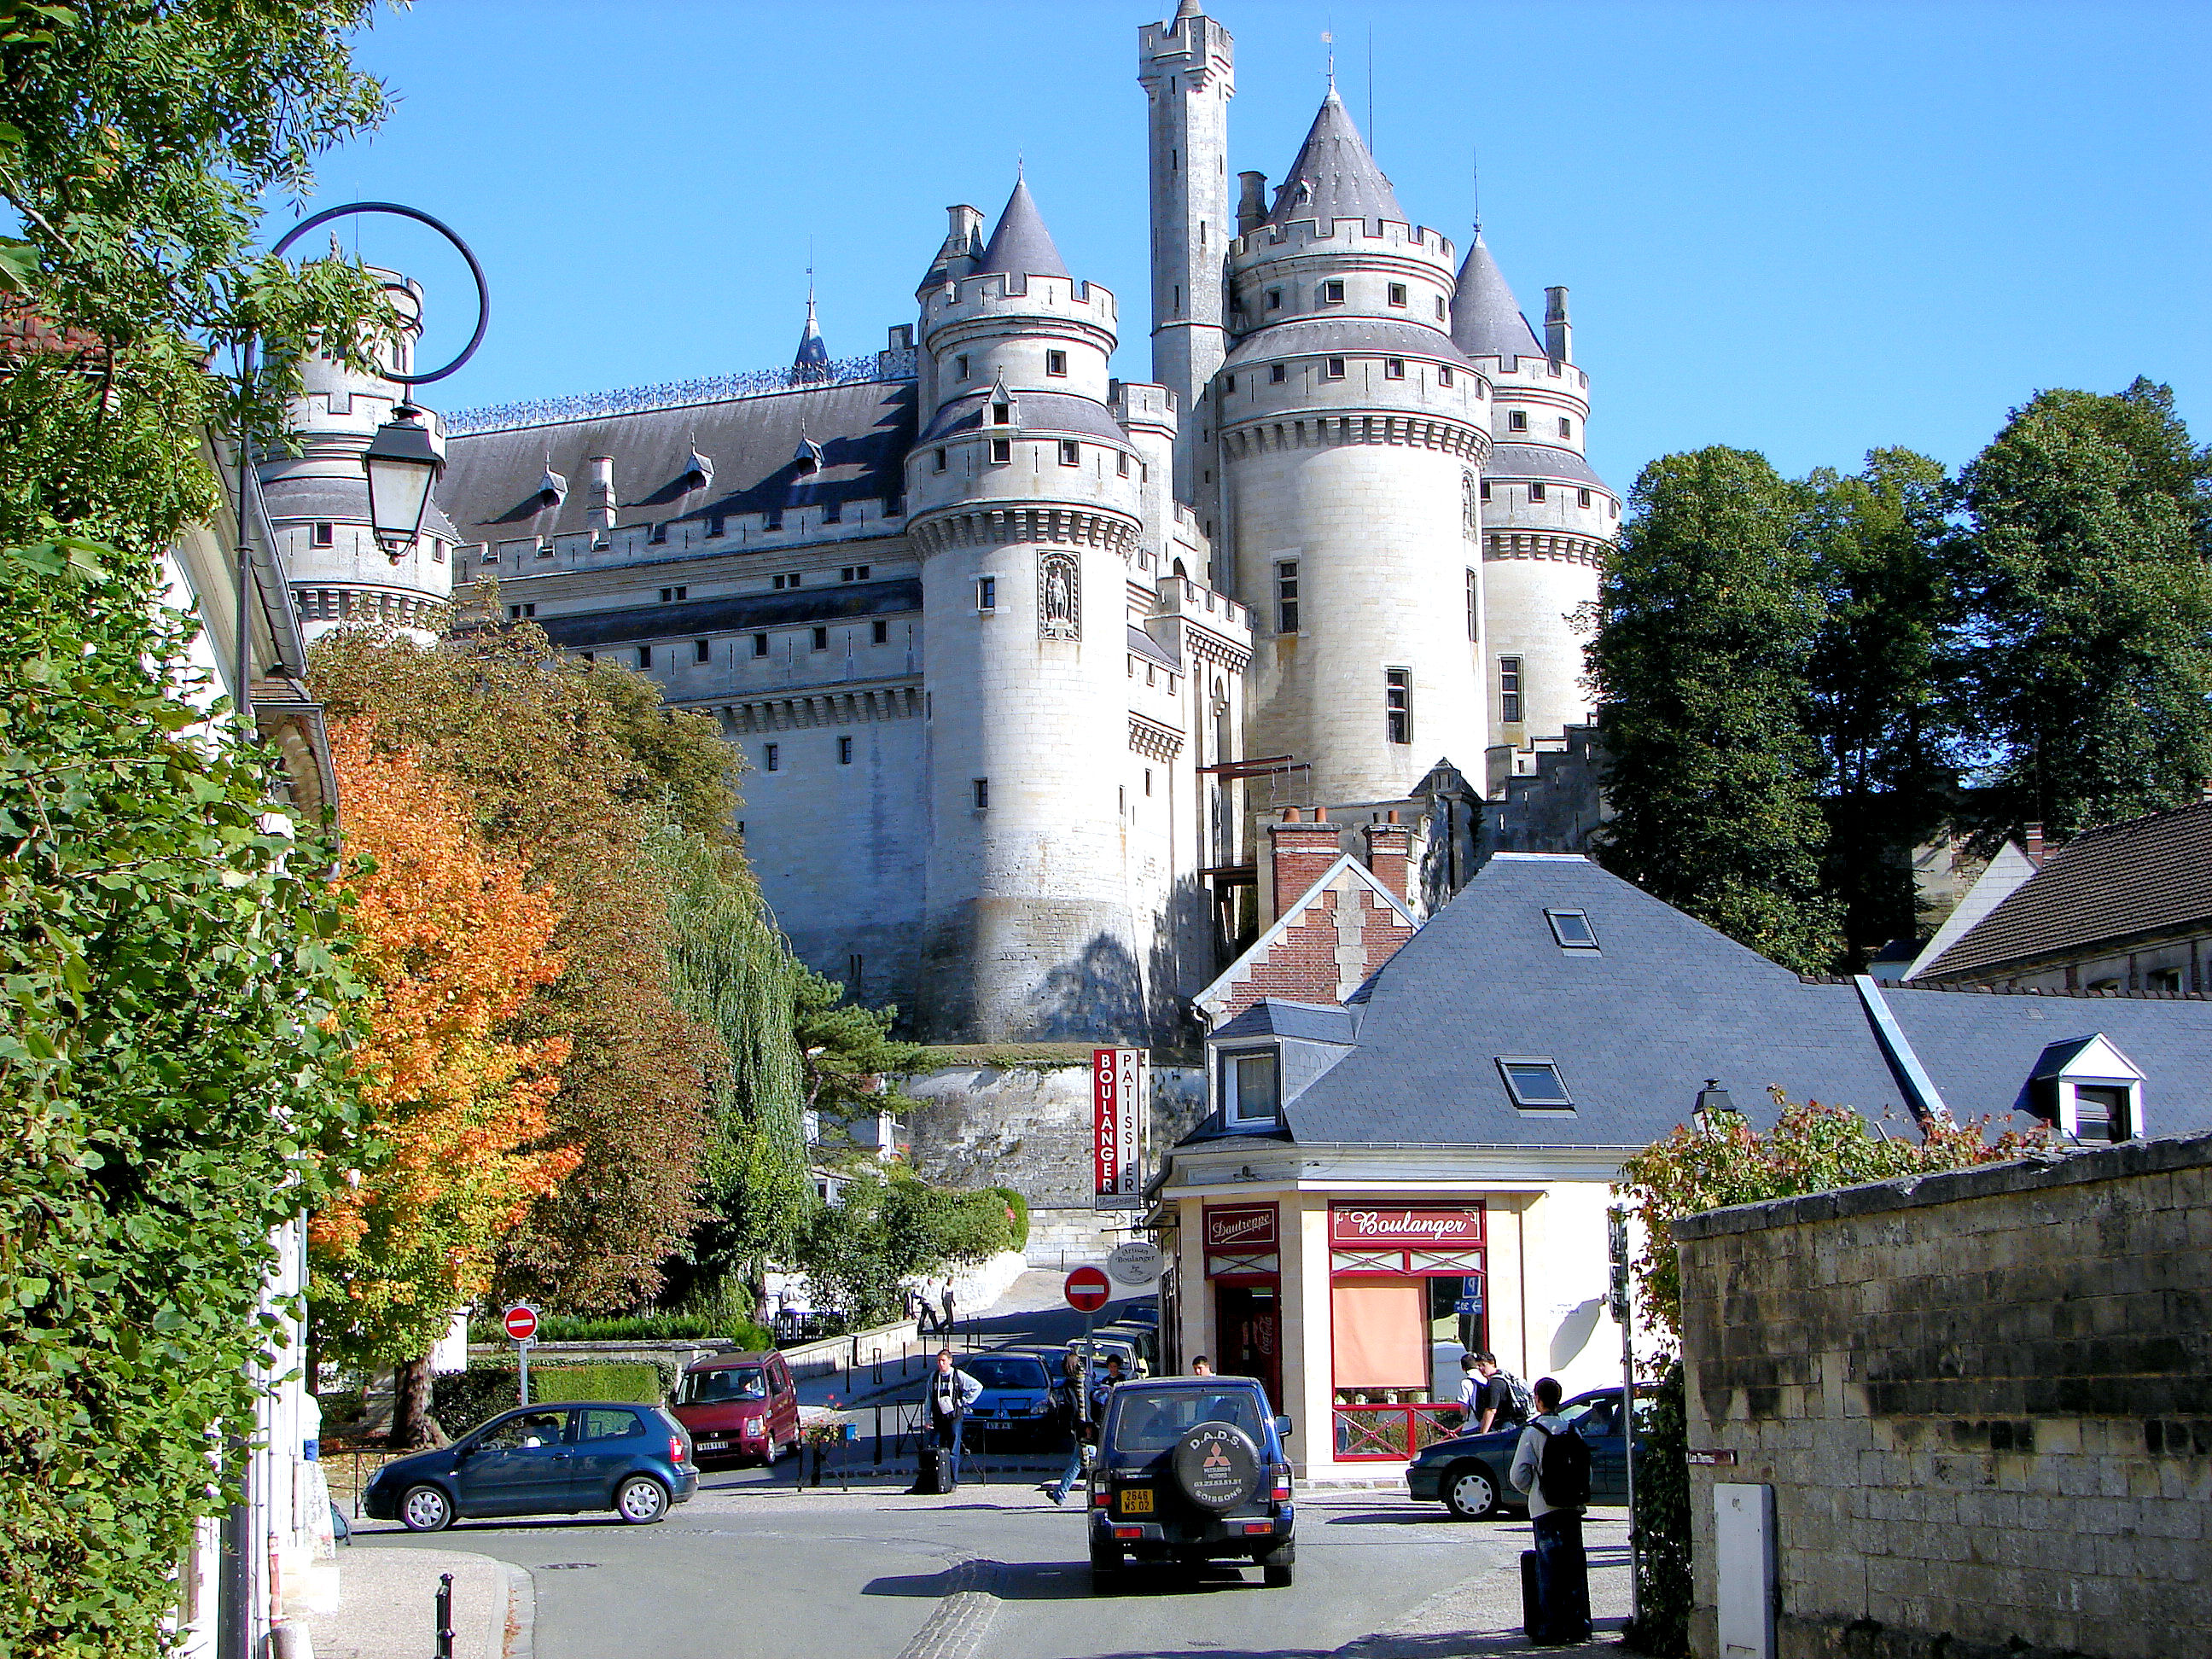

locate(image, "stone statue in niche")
[[1039, 551, 1080, 640], [1463, 469, 1481, 539]]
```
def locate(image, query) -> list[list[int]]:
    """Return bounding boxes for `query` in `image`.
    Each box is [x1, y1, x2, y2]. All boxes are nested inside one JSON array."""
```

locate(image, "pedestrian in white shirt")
[[1508, 1376, 1592, 1644]]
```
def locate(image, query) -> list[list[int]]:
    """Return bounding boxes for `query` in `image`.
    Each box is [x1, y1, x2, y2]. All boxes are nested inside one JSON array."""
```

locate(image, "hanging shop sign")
[[1093, 1047, 1144, 1209]]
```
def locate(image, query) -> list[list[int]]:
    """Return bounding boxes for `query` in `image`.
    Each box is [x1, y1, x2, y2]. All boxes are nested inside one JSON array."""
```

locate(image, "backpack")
[[1535, 1420, 1592, 1509], [1495, 1370, 1535, 1426]]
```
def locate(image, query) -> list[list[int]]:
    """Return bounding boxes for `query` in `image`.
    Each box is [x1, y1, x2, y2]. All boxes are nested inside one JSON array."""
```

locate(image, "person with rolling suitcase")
[[912, 1347, 981, 1495], [1510, 1376, 1592, 1644]]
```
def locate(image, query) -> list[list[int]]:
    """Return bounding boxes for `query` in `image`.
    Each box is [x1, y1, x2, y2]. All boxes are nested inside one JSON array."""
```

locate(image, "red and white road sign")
[[502, 1303, 539, 1342], [1063, 1266, 1111, 1313]]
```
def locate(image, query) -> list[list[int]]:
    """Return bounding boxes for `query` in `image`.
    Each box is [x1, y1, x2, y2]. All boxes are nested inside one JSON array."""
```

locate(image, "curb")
[[501, 1560, 534, 1659], [892, 1555, 999, 1659]]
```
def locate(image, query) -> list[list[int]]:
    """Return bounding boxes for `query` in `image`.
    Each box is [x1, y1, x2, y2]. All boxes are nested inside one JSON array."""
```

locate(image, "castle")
[[263, 2, 1617, 1047]]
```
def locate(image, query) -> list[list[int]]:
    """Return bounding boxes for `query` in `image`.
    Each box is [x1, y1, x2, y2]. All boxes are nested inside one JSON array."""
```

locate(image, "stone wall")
[[1673, 1132, 2212, 1659]]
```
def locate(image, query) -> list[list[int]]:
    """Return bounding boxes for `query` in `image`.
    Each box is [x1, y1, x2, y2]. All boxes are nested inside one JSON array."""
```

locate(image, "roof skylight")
[[1497, 1057, 1574, 1109], [1545, 908, 1599, 951]]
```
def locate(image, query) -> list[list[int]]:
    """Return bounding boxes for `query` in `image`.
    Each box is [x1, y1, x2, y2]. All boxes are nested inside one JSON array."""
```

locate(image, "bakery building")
[[1148, 829, 2212, 1477]]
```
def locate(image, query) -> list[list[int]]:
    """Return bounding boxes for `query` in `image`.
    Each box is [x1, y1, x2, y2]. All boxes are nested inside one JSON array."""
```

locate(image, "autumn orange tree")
[[311, 720, 577, 1445]]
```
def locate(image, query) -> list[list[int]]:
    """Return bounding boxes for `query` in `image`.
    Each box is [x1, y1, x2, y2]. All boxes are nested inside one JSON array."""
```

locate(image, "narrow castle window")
[[977, 576, 997, 612], [311, 521, 334, 547], [765, 742, 780, 771], [811, 626, 828, 651], [1117, 452, 1131, 476], [972, 777, 989, 811], [1223, 374, 1236, 394], [1499, 656, 1523, 725], [1559, 417, 1574, 439], [1324, 358, 1345, 379], [1578, 488, 1592, 509], [638, 644, 653, 669], [873, 620, 889, 644], [990, 437, 1011, 463], [838, 736, 853, 765], [1529, 482, 1547, 503], [955, 354, 969, 380], [1060, 439, 1080, 467], [693, 638, 710, 664], [1467, 570, 1479, 640], [753, 632, 769, 657], [934, 448, 947, 472], [1144, 768, 1154, 797], [1388, 282, 1407, 308], [1508, 410, 1528, 431], [1275, 560, 1300, 634], [1480, 480, 1492, 501], [1266, 288, 1282, 311], [764, 508, 783, 530], [1270, 363, 1286, 383], [1385, 668, 1412, 744], [1435, 296, 1447, 320], [1046, 349, 1068, 377], [1321, 280, 1344, 305], [1384, 358, 1405, 380], [1439, 365, 1454, 387]]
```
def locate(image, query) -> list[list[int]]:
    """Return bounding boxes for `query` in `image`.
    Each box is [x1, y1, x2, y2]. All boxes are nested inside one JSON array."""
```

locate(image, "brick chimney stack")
[[2023, 823, 2046, 865], [1361, 810, 1412, 902], [1268, 807, 1343, 920]]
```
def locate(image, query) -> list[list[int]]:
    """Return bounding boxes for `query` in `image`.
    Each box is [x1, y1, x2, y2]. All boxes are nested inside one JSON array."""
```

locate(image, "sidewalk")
[[1335, 1516, 1633, 1658], [303, 1547, 529, 1659]]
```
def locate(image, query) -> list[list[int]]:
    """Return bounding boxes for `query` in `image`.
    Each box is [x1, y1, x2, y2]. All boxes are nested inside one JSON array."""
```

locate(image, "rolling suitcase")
[[1521, 1548, 1542, 1639], [917, 1441, 955, 1495]]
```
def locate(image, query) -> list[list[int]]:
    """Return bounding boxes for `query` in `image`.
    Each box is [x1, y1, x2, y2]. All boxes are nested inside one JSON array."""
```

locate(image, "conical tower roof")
[[793, 294, 830, 375], [1450, 235, 1545, 360], [975, 176, 1070, 281], [1266, 88, 1405, 230]]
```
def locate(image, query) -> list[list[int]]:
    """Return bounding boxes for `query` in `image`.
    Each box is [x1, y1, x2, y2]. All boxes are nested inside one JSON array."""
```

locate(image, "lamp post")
[[233, 201, 489, 718], [1691, 1077, 1738, 1135]]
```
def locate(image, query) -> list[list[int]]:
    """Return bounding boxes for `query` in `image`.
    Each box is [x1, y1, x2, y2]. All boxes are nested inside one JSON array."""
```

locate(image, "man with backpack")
[[1509, 1377, 1592, 1644], [1458, 1351, 1532, 1435]]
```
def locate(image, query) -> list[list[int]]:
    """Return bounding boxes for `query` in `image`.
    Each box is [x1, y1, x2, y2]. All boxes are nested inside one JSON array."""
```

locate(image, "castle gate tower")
[[1452, 236, 1616, 749], [1219, 92, 1493, 808], [259, 266, 457, 645], [1137, 0, 1233, 527], [906, 181, 1155, 1043]]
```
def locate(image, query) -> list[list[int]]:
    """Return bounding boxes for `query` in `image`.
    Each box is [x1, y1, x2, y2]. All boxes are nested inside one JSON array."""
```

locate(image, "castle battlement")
[[1232, 217, 1455, 267]]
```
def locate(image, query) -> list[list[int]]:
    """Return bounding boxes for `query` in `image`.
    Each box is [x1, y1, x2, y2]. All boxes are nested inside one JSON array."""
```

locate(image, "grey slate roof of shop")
[[438, 377, 916, 544], [1212, 999, 1358, 1045], [1485, 443, 1611, 490], [1267, 854, 2212, 1148], [1916, 800, 2212, 980]]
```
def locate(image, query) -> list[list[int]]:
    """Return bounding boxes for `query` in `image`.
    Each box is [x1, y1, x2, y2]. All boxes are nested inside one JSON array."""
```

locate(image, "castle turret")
[[905, 178, 1155, 1042], [1218, 91, 1491, 809], [1451, 233, 1614, 749], [1138, 0, 1233, 522], [258, 265, 455, 644]]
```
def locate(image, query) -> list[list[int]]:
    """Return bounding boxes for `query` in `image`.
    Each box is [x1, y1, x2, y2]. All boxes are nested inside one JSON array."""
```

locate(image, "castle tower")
[[905, 179, 1155, 1042], [1218, 91, 1492, 808], [1452, 234, 1615, 749], [1137, 0, 1233, 523], [259, 265, 456, 645]]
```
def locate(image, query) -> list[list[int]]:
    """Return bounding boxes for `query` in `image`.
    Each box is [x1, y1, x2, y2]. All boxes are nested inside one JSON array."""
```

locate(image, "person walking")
[[921, 1347, 981, 1492], [1509, 1377, 1593, 1645], [940, 1283, 958, 1340], [1042, 1350, 1091, 1505], [1460, 1351, 1528, 1435]]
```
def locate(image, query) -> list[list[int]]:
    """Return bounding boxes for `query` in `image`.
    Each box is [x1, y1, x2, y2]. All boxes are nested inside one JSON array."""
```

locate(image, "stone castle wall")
[[1673, 1132, 2212, 1659]]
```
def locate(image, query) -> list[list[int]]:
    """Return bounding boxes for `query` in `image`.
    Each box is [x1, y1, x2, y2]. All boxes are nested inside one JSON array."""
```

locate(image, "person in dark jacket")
[[923, 1347, 982, 1488], [1509, 1377, 1592, 1644]]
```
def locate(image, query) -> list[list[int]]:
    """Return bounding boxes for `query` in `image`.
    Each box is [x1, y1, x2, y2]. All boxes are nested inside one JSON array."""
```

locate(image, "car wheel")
[[1089, 1538, 1121, 1589], [1442, 1462, 1499, 1522], [615, 1476, 669, 1525], [1262, 1557, 1295, 1588], [399, 1484, 452, 1534]]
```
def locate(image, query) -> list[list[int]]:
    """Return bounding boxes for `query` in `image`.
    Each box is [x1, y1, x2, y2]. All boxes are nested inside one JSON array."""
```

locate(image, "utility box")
[[1714, 1481, 1776, 1659]]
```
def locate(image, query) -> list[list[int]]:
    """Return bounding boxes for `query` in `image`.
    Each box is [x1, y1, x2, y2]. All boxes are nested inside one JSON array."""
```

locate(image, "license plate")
[[700, 1439, 726, 1450], [1118, 1487, 1155, 1516]]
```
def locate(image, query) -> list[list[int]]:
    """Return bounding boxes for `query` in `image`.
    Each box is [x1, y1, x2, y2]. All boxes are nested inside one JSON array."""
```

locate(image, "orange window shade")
[[1330, 1280, 1427, 1390]]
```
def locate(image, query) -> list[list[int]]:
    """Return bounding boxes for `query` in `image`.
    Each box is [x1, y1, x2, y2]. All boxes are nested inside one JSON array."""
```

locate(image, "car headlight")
[[1030, 1398, 1052, 1414]]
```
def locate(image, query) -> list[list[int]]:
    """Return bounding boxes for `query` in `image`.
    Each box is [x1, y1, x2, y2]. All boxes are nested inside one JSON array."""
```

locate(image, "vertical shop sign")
[[1093, 1046, 1144, 1208]]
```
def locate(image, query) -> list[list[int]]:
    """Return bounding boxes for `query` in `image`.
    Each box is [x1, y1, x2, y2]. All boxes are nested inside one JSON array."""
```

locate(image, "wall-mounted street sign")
[[1106, 1240, 1163, 1286], [1092, 1047, 1145, 1210]]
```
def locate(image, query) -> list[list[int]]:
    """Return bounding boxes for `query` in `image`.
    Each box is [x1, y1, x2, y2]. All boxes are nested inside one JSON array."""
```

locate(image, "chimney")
[[1268, 806, 1343, 919], [2023, 823, 2046, 865], [1362, 809, 1412, 902], [1237, 172, 1269, 237], [1544, 286, 1572, 365], [587, 454, 617, 530]]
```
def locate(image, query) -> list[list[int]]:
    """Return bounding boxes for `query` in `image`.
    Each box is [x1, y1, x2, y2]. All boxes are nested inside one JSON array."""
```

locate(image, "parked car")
[[1404, 1388, 1642, 1520], [957, 1351, 1061, 1445], [670, 1351, 801, 1466], [1071, 1332, 1148, 1379], [364, 1402, 697, 1532], [1087, 1377, 1297, 1589], [1116, 1301, 1161, 1328], [1096, 1323, 1159, 1373]]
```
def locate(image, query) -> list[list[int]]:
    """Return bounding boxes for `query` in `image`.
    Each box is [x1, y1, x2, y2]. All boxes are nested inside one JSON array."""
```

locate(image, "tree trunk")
[[389, 1354, 445, 1449]]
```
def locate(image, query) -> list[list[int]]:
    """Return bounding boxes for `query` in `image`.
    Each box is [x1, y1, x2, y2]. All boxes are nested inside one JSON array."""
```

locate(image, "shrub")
[[990, 1186, 1030, 1251], [1626, 1362, 1691, 1656], [432, 1361, 672, 1439]]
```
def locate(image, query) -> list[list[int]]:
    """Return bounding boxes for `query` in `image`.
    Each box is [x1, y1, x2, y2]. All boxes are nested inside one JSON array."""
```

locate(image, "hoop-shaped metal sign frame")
[[269, 201, 490, 386]]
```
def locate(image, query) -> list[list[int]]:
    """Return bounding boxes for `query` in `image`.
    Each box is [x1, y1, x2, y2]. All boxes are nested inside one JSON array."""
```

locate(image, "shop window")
[[1497, 1057, 1573, 1109], [1545, 908, 1598, 951], [1223, 1049, 1279, 1125]]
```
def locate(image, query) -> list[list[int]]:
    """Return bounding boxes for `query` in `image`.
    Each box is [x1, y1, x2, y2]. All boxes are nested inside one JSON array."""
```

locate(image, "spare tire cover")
[[1171, 1421, 1260, 1511]]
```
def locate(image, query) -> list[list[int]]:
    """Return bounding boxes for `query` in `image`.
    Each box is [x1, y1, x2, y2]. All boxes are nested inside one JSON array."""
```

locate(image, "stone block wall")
[[1672, 1132, 2212, 1659]]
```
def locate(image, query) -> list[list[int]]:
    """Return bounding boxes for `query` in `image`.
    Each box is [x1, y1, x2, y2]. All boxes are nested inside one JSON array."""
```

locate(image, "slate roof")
[[438, 377, 916, 544], [1917, 800, 2212, 980], [259, 469, 463, 545], [1211, 999, 1358, 1045], [1485, 443, 1610, 490], [1266, 90, 1406, 231], [1230, 853, 2212, 1150], [1450, 237, 1545, 361], [527, 576, 921, 652], [975, 178, 1070, 282], [918, 388, 1131, 446], [1127, 625, 1180, 670], [1222, 316, 1476, 372]]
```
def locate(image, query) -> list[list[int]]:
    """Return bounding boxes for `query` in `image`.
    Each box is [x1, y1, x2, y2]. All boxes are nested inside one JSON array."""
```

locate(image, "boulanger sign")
[[1093, 1047, 1144, 1210], [1328, 1205, 1485, 1247]]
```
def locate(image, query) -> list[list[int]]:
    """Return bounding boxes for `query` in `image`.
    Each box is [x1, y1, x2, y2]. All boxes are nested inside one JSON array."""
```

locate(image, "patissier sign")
[[1203, 1203, 1278, 1250], [1093, 1047, 1143, 1208], [1329, 1204, 1484, 1247]]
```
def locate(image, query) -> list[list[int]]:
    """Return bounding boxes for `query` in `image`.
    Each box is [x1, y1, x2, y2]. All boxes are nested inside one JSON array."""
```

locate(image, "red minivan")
[[671, 1351, 801, 1467]]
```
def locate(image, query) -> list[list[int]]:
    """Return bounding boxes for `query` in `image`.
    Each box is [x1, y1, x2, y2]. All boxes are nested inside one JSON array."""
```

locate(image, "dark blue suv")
[[364, 1401, 697, 1531], [1087, 1377, 1296, 1589]]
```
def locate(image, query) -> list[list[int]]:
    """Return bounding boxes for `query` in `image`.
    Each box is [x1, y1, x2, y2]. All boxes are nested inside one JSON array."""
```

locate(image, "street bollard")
[[874, 1403, 884, 1467], [434, 1572, 455, 1659]]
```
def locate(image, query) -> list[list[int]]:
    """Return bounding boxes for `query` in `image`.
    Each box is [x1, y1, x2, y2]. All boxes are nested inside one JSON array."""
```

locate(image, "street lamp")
[[361, 402, 442, 560], [1692, 1077, 1738, 1134]]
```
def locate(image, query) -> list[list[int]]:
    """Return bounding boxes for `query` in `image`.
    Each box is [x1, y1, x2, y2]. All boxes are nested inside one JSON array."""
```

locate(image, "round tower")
[[257, 265, 456, 645], [1451, 235, 1615, 749], [905, 179, 1152, 1043], [1218, 91, 1492, 808]]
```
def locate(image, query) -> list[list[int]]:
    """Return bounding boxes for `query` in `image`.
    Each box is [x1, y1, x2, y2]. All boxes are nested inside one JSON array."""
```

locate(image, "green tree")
[[795, 1168, 1009, 1330], [1800, 449, 1962, 963], [1587, 447, 1843, 972], [1953, 381, 2212, 847], [795, 966, 927, 1126]]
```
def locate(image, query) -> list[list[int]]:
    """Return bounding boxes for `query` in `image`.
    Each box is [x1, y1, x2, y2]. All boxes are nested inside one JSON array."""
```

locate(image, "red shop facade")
[[1201, 1202, 1284, 1413], [1327, 1202, 1487, 1461]]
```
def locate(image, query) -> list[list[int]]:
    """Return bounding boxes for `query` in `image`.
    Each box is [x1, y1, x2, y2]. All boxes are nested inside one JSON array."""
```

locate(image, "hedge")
[[433, 1361, 673, 1439], [990, 1187, 1030, 1251], [533, 1310, 775, 1348]]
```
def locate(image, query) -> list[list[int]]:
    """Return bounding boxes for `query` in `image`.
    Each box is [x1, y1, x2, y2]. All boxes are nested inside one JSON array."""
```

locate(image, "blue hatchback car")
[[959, 1352, 1061, 1444], [364, 1401, 698, 1531]]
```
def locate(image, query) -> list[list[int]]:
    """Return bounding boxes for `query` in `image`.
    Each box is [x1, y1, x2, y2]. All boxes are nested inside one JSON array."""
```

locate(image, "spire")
[[793, 265, 830, 378], [974, 175, 1070, 281], [1174, 0, 1202, 18], [1266, 88, 1405, 230], [1449, 234, 1545, 361]]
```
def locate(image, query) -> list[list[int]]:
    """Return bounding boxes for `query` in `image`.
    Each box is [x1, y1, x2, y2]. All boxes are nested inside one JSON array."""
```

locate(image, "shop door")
[[1215, 1281, 1282, 1412]]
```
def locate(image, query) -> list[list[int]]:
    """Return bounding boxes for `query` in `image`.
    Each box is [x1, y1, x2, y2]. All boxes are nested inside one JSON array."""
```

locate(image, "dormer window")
[[1545, 908, 1598, 951], [992, 401, 1011, 425], [2030, 1035, 2144, 1143], [1497, 1057, 1573, 1110], [1223, 1048, 1280, 1126]]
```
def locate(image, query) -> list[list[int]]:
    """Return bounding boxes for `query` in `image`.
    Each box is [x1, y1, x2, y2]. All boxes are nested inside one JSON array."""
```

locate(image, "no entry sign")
[[503, 1303, 539, 1342], [1063, 1266, 1112, 1313]]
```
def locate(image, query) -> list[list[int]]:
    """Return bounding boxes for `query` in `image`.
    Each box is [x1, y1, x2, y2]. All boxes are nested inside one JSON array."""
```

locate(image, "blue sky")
[[308, 1, 2209, 492]]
